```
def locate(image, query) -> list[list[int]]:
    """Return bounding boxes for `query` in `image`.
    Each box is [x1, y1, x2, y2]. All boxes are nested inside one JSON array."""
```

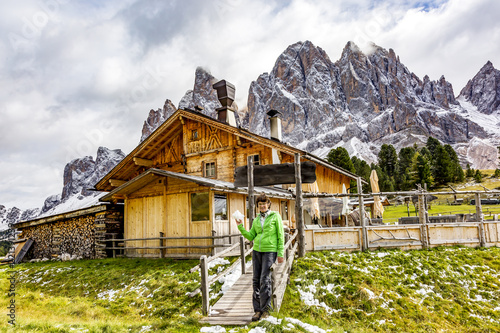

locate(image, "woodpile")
[[17, 206, 124, 261]]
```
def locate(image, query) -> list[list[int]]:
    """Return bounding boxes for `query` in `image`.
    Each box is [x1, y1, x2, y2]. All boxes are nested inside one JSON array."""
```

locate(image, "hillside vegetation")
[[1, 246, 500, 332]]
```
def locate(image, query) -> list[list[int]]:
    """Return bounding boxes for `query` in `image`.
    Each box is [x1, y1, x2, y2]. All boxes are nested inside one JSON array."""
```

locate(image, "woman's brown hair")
[[255, 193, 271, 206]]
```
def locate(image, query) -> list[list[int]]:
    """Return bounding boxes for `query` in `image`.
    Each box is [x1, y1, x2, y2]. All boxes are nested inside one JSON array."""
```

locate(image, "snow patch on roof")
[[36, 192, 106, 219]]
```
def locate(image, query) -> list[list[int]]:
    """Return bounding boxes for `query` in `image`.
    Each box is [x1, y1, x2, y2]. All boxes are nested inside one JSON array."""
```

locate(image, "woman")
[[235, 193, 285, 321]]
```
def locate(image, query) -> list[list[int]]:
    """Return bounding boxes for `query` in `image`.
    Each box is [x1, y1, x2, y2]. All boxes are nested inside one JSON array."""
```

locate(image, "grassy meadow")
[[1, 246, 500, 332]]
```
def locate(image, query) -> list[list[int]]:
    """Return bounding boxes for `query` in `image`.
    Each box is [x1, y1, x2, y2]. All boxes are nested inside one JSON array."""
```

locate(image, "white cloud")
[[0, 0, 499, 209]]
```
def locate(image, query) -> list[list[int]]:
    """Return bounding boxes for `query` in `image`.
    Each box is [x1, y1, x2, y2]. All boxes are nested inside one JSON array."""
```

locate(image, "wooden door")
[[166, 193, 189, 254]]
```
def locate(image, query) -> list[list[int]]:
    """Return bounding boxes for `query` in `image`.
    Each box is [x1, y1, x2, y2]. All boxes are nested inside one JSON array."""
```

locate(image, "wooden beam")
[[133, 157, 153, 167], [234, 162, 316, 187], [295, 153, 305, 257], [109, 179, 126, 187]]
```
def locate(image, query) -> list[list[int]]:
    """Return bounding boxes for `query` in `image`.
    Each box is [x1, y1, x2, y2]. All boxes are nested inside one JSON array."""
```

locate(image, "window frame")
[[213, 192, 228, 221], [203, 160, 217, 178], [190, 192, 210, 222]]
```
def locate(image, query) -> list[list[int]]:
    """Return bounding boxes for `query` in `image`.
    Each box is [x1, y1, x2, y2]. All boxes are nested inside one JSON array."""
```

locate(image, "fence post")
[[240, 235, 246, 275], [295, 153, 306, 257], [159, 232, 164, 258], [285, 233, 290, 260], [211, 230, 217, 257], [475, 192, 486, 247], [418, 186, 429, 249], [200, 255, 210, 316], [247, 155, 255, 223], [357, 177, 368, 251], [112, 234, 116, 259]]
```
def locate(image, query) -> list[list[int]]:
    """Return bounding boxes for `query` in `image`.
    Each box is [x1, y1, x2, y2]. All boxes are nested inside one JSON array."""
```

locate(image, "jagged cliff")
[[458, 61, 500, 115], [140, 41, 499, 168], [39, 146, 125, 217], [242, 41, 494, 165]]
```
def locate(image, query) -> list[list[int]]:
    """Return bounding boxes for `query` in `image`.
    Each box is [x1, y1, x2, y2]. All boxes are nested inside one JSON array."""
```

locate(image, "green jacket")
[[238, 211, 285, 258]]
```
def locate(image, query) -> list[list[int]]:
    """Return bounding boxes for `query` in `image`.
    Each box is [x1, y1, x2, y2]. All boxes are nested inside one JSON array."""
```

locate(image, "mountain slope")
[[241, 40, 498, 167]]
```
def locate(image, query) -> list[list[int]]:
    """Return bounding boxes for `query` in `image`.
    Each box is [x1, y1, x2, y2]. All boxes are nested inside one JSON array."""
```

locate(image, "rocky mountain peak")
[[242, 40, 492, 165], [421, 74, 457, 109], [41, 146, 125, 215], [458, 61, 500, 114], [140, 99, 177, 142], [178, 67, 222, 119]]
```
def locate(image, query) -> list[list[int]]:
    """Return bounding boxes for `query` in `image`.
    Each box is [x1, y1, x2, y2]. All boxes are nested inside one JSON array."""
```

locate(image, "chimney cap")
[[267, 109, 282, 118], [213, 79, 235, 108]]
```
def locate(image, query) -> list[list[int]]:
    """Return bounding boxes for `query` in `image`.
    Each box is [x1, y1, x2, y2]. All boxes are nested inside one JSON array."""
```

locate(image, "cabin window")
[[191, 192, 209, 221], [250, 154, 260, 165], [281, 200, 288, 220], [214, 193, 228, 221], [192, 130, 199, 140], [204, 161, 216, 178]]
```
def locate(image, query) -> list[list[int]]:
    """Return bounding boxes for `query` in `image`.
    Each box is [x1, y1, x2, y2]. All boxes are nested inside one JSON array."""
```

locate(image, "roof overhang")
[[100, 168, 294, 202], [13, 204, 111, 229]]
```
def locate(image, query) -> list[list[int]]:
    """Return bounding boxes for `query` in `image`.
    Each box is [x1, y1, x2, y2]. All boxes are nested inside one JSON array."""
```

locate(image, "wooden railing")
[[103, 233, 239, 258], [270, 229, 298, 312], [197, 235, 253, 315]]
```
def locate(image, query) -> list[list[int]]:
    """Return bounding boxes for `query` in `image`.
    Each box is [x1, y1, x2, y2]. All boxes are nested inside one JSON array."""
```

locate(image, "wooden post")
[[159, 232, 164, 258], [200, 255, 210, 316], [112, 234, 116, 259], [211, 230, 217, 257], [240, 235, 246, 275], [475, 192, 486, 247], [285, 233, 290, 260], [357, 177, 368, 251], [418, 186, 429, 249], [247, 155, 255, 224], [295, 153, 305, 257]]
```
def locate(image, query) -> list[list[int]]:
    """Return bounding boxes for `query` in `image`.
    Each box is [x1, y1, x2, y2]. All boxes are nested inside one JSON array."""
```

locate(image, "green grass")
[[1, 247, 500, 332]]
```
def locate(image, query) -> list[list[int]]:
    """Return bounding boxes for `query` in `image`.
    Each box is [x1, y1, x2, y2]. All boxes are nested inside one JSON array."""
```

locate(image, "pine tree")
[[426, 137, 441, 154], [351, 156, 371, 192], [378, 144, 398, 178], [411, 152, 433, 188], [466, 164, 475, 178], [494, 169, 500, 178], [327, 147, 355, 173], [327, 147, 357, 192], [397, 147, 416, 190], [444, 144, 464, 182], [474, 169, 482, 183], [372, 164, 395, 192], [434, 145, 453, 185]]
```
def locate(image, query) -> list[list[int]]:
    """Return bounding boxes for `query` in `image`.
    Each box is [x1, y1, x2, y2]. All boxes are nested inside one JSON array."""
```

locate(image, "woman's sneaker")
[[251, 311, 261, 321]]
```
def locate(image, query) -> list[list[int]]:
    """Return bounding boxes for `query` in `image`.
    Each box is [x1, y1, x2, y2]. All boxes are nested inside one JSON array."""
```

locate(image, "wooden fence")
[[271, 230, 298, 312], [104, 233, 241, 259], [305, 188, 500, 252]]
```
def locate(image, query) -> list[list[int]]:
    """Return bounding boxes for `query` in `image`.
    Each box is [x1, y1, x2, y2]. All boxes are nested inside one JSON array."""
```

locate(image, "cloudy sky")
[[1, 0, 499, 210]]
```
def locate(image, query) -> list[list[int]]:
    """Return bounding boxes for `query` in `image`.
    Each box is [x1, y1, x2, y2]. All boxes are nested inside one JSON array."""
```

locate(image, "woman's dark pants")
[[252, 251, 277, 313]]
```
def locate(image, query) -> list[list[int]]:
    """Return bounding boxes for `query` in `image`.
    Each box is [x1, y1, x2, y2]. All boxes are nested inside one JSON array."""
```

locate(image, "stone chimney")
[[213, 80, 237, 126], [267, 110, 282, 142]]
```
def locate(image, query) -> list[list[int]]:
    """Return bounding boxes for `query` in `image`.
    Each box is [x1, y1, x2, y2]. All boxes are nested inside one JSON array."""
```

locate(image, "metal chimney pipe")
[[267, 109, 282, 142]]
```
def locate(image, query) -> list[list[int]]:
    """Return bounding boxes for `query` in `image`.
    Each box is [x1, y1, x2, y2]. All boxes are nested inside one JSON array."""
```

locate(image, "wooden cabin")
[[95, 82, 360, 258]]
